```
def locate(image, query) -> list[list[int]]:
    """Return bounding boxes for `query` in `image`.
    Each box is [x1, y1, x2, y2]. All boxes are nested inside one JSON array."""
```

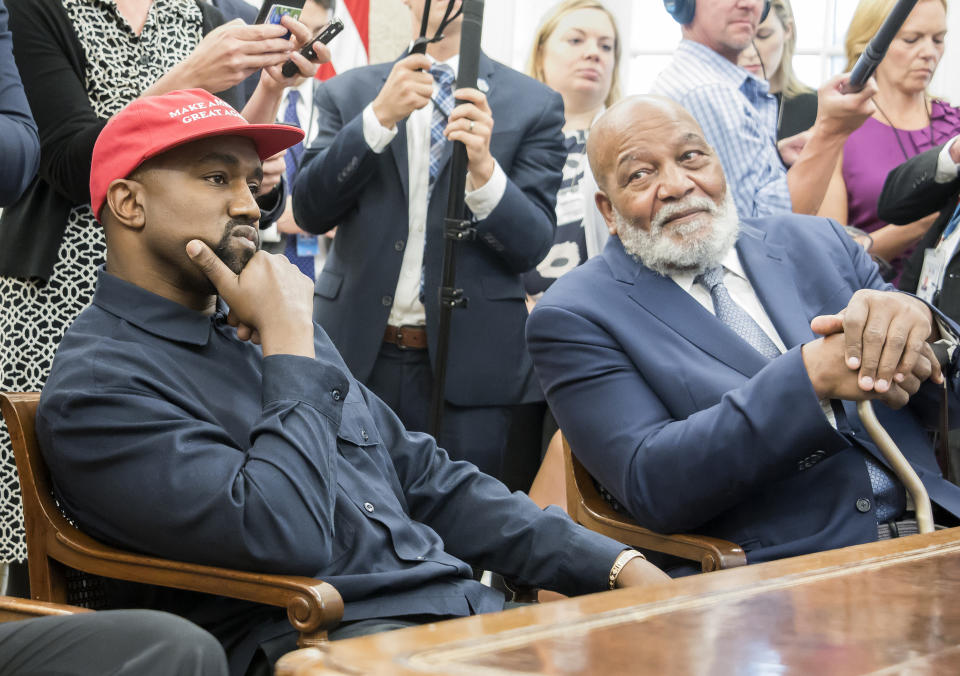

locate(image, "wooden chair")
[[562, 434, 747, 572], [0, 595, 90, 623], [0, 392, 343, 648]]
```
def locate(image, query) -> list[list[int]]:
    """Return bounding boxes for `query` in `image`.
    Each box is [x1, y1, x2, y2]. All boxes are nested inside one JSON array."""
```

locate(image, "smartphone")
[[255, 0, 307, 27], [281, 18, 345, 78]]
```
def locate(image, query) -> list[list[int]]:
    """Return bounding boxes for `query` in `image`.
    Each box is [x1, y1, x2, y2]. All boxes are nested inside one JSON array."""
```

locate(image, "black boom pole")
[[428, 0, 485, 440]]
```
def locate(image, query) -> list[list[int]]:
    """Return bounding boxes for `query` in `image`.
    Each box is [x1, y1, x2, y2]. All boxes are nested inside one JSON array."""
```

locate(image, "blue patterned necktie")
[[280, 89, 314, 280], [697, 268, 904, 525], [428, 64, 456, 200], [282, 89, 304, 186], [696, 267, 781, 360]]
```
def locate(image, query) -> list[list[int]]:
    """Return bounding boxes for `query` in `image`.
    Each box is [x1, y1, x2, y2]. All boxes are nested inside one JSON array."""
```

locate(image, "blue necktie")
[[696, 267, 781, 360], [282, 89, 304, 186], [696, 268, 904, 525], [280, 89, 314, 280], [428, 64, 456, 200], [418, 64, 457, 302]]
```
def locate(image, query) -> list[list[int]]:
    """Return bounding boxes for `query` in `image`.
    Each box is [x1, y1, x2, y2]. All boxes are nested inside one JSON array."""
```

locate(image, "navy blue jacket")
[[528, 215, 960, 567], [38, 269, 627, 674], [293, 52, 565, 406], [0, 0, 39, 206]]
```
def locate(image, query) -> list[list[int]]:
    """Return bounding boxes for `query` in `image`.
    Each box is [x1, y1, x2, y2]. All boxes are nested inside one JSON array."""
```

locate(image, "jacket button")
[[363, 502, 375, 513], [361, 429, 369, 441], [331, 389, 342, 401], [394, 240, 405, 252], [856, 498, 872, 513], [381, 295, 393, 307]]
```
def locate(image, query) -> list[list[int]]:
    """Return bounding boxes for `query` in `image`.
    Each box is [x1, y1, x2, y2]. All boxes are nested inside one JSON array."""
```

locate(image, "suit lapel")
[[606, 238, 770, 378], [736, 225, 816, 349], [382, 54, 411, 201], [391, 120, 410, 202]]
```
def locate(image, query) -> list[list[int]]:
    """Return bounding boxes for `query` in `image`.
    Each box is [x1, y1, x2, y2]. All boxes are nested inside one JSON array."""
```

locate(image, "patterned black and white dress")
[[522, 129, 590, 300], [0, 0, 205, 562]]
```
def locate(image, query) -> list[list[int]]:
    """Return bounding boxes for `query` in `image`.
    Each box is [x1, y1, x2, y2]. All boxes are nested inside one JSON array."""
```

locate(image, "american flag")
[[317, 0, 369, 80]]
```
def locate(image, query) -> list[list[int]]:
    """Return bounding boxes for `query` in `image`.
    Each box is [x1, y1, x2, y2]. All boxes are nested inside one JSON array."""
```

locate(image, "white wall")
[[931, 0, 959, 103], [326, 0, 960, 102]]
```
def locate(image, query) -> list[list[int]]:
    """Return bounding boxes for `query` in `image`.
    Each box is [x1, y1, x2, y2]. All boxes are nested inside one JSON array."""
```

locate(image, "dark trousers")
[[0, 609, 228, 676], [366, 343, 542, 489]]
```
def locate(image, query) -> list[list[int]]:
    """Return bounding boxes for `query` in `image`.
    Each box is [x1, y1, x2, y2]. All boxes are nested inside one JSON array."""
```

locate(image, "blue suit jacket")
[[292, 52, 565, 406], [527, 214, 960, 566]]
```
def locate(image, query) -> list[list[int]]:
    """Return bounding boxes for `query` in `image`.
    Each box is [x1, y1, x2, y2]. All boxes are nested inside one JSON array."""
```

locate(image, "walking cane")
[[857, 400, 935, 534]]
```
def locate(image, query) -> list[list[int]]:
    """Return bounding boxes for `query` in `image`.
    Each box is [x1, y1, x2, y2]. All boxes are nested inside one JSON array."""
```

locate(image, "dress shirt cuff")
[[935, 136, 960, 183], [465, 160, 507, 220], [260, 222, 282, 244], [261, 353, 350, 425], [935, 317, 959, 361], [362, 103, 398, 154], [820, 399, 839, 429]]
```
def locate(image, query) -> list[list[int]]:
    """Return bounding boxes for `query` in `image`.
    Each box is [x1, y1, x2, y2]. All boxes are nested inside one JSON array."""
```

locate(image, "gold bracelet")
[[608, 549, 646, 589]]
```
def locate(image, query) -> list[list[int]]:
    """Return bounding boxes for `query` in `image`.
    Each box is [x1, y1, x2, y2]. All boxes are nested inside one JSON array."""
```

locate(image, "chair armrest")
[[46, 525, 343, 640], [574, 500, 747, 572], [563, 436, 746, 572], [0, 595, 91, 622]]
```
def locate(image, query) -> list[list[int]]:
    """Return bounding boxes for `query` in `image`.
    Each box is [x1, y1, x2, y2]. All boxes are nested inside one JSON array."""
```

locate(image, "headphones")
[[663, 0, 770, 26]]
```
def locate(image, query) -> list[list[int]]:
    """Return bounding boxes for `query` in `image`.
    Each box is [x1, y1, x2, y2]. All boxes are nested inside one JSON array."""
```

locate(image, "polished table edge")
[[276, 527, 960, 675]]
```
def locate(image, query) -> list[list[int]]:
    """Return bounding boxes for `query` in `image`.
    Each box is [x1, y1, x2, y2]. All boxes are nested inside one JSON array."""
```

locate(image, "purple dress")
[[842, 99, 960, 283]]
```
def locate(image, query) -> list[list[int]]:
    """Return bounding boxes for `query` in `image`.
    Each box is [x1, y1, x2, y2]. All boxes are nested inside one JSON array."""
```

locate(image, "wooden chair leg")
[[28, 556, 68, 604]]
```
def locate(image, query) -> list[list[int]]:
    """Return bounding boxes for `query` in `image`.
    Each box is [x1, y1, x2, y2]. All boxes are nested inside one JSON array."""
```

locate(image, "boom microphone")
[[428, 0, 485, 439], [843, 0, 919, 93], [455, 0, 484, 92]]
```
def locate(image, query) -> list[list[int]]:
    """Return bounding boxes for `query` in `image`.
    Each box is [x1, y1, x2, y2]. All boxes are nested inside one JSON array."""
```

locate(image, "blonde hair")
[[845, 0, 948, 71], [767, 0, 812, 98], [526, 0, 622, 108]]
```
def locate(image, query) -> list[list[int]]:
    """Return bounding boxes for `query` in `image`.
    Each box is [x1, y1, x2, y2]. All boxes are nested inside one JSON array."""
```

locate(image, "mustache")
[[651, 197, 721, 231]]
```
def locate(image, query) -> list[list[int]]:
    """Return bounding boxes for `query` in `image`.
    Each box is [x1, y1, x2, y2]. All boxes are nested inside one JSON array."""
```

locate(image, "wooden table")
[[277, 528, 960, 675]]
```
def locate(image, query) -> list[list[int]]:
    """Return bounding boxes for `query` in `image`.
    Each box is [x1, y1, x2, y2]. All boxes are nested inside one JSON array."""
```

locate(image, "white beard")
[[616, 190, 740, 277]]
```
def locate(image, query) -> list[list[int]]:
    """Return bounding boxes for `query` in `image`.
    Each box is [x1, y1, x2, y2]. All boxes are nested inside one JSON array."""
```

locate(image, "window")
[[481, 0, 958, 103]]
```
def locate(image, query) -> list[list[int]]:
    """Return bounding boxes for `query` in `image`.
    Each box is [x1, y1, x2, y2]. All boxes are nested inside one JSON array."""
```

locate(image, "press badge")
[[917, 248, 945, 304], [296, 234, 319, 257]]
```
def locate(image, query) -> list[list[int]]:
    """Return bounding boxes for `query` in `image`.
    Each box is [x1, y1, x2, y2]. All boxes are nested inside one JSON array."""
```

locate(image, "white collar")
[[670, 246, 744, 293]]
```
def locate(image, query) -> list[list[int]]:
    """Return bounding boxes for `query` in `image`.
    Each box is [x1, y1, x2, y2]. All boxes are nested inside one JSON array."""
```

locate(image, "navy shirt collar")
[[92, 267, 219, 346]]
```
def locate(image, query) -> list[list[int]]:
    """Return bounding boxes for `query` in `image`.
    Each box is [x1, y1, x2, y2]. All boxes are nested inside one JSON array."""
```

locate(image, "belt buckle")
[[395, 326, 411, 350]]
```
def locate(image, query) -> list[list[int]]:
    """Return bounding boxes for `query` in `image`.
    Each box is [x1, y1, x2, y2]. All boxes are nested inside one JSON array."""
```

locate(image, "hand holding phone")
[[281, 18, 345, 78], [255, 0, 307, 26]]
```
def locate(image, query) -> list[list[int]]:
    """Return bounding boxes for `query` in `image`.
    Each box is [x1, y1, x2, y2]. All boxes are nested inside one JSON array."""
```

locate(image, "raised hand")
[[185, 241, 315, 358], [371, 54, 435, 130], [446, 88, 496, 190]]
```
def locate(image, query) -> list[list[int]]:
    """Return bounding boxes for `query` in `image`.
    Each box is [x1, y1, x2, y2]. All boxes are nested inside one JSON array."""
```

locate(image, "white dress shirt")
[[936, 134, 960, 183], [669, 247, 788, 354], [361, 53, 507, 327]]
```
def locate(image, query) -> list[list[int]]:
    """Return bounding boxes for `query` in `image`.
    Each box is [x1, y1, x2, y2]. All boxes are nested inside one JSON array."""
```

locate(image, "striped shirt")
[[651, 40, 793, 218]]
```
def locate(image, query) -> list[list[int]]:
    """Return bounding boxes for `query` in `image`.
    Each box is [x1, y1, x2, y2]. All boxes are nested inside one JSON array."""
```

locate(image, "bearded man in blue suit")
[[527, 96, 960, 571], [293, 0, 563, 482]]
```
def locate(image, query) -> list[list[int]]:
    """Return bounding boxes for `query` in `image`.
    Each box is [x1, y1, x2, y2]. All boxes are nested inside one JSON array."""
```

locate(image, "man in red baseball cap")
[[38, 89, 667, 676], [90, 88, 303, 277]]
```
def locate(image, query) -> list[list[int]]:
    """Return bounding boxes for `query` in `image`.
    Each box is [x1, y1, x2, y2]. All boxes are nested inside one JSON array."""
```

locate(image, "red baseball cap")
[[90, 89, 304, 222]]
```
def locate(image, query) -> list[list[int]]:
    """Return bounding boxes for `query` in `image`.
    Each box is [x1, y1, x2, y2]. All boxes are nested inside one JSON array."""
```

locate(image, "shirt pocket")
[[336, 389, 382, 449]]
